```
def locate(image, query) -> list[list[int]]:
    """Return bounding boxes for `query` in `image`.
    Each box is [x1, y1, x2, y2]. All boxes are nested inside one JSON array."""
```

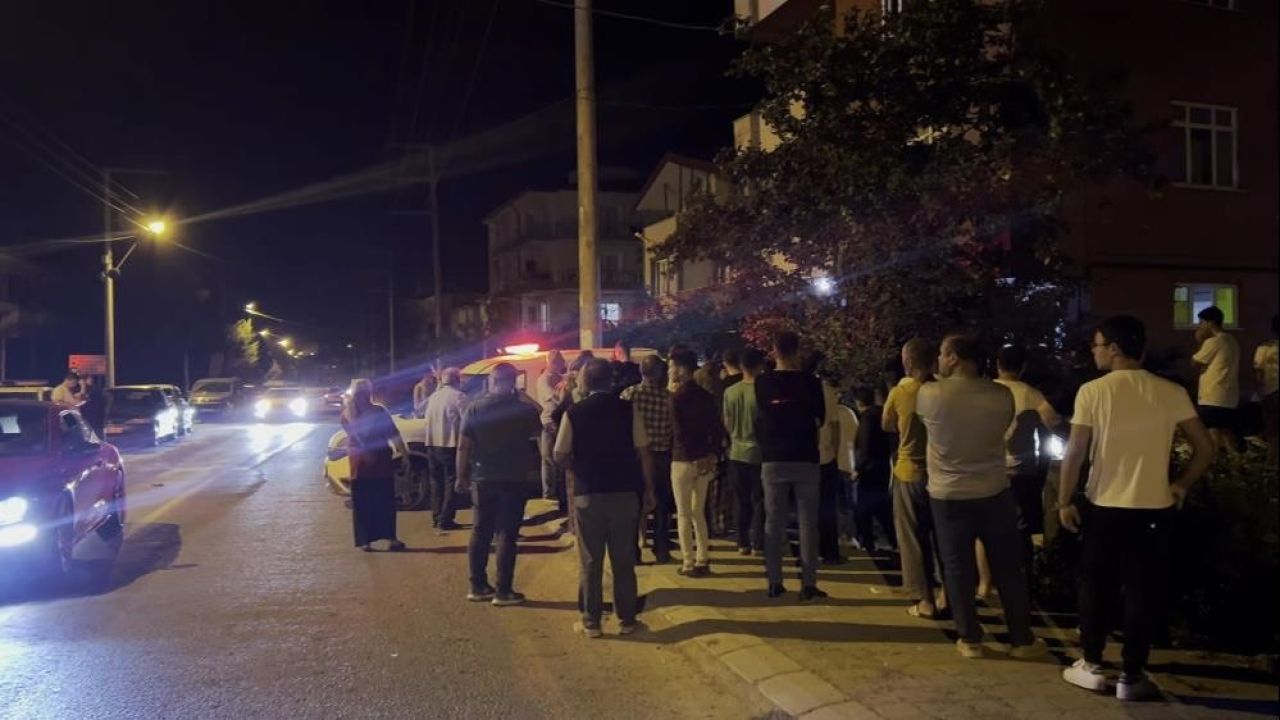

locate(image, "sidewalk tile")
[[694, 632, 767, 657], [758, 671, 847, 716], [800, 699, 881, 720], [721, 645, 804, 683]]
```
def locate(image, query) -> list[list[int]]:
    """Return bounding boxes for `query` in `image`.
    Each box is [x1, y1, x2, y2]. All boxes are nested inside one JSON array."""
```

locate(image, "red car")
[[0, 400, 127, 587]]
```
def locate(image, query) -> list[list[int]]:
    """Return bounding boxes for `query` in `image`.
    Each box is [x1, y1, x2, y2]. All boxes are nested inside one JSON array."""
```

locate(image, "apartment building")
[[483, 190, 654, 340], [710, 0, 1277, 374]]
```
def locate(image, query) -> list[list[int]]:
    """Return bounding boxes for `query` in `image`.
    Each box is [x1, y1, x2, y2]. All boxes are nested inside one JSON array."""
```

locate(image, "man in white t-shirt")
[[1058, 315, 1214, 702], [994, 345, 1062, 587], [1191, 305, 1240, 454]]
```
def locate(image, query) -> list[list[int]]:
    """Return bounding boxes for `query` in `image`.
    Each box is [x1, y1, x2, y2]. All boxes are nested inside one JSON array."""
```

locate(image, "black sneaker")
[[692, 564, 711, 577], [467, 586, 496, 602], [737, 546, 753, 556], [767, 583, 787, 598], [653, 554, 674, 565], [799, 586, 829, 602], [492, 591, 526, 607], [438, 520, 463, 531]]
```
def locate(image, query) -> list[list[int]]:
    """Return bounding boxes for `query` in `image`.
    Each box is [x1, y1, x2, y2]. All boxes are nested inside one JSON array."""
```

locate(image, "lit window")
[[1171, 102, 1238, 189], [599, 302, 622, 323], [1173, 283, 1237, 328], [882, 0, 905, 13]]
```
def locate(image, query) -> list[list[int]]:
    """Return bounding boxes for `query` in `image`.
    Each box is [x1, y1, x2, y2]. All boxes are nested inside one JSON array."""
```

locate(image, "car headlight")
[[0, 497, 29, 526], [254, 399, 271, 417], [289, 398, 309, 417], [1045, 435, 1066, 461]]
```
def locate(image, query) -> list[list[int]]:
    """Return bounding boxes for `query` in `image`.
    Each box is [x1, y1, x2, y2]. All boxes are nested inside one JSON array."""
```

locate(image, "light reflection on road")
[[246, 422, 315, 464]]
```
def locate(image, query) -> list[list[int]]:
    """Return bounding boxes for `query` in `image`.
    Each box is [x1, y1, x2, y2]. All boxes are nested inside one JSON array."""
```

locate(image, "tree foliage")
[[226, 318, 263, 380], [659, 0, 1150, 382]]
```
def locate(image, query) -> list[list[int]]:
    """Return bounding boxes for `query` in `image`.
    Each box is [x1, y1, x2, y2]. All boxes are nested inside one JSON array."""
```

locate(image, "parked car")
[[131, 384, 195, 437], [458, 345, 658, 397], [252, 386, 315, 422], [189, 377, 245, 419], [104, 386, 180, 446], [0, 383, 55, 402], [0, 400, 126, 587]]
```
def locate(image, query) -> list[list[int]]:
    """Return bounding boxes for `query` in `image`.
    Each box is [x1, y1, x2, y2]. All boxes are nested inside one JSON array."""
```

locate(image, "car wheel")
[[395, 457, 431, 511]]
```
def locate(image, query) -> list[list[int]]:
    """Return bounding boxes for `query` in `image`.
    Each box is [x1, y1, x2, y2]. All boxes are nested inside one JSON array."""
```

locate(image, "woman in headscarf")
[[342, 379, 409, 551]]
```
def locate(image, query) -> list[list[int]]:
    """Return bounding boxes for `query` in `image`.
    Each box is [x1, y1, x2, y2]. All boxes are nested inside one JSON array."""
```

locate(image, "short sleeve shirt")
[[884, 377, 927, 482], [915, 377, 1013, 501], [994, 378, 1048, 476], [1072, 369, 1197, 509], [818, 383, 840, 466], [1254, 341, 1279, 396], [722, 381, 762, 464], [1192, 332, 1240, 408]]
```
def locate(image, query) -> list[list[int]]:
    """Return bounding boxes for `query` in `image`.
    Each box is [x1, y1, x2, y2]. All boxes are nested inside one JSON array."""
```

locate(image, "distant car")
[[0, 401, 126, 587], [253, 386, 315, 422], [323, 413, 430, 510], [0, 384, 56, 402], [189, 377, 245, 419], [104, 386, 180, 446], [124, 384, 194, 437], [321, 386, 346, 414]]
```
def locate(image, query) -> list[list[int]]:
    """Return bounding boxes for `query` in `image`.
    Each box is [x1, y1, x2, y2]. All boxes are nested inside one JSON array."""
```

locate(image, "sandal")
[[907, 602, 937, 619]]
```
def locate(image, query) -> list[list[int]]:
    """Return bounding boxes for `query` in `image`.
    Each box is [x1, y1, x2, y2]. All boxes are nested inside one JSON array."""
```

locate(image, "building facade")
[[483, 190, 654, 341], [721, 0, 1277, 385]]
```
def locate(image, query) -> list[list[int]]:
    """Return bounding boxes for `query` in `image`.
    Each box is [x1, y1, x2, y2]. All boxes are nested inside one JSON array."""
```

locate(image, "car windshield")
[[0, 406, 47, 456], [193, 381, 231, 394], [108, 390, 163, 418]]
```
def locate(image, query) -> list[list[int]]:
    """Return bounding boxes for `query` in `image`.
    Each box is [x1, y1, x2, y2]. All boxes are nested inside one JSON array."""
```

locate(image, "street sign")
[[69, 354, 107, 376]]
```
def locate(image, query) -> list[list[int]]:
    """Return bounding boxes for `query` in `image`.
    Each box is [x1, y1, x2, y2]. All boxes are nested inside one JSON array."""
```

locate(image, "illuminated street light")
[[811, 276, 835, 296], [245, 302, 258, 314], [278, 337, 292, 349], [144, 218, 168, 237], [258, 329, 270, 338]]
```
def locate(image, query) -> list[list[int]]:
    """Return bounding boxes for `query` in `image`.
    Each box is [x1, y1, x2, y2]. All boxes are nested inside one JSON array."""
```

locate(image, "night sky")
[[0, 0, 750, 384]]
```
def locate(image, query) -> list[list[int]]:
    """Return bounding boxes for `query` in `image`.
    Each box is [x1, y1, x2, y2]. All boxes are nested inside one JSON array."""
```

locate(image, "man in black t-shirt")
[[754, 331, 828, 601]]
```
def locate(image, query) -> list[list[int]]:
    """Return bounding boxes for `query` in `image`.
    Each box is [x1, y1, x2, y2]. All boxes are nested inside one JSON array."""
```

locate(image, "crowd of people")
[[339, 307, 1278, 702]]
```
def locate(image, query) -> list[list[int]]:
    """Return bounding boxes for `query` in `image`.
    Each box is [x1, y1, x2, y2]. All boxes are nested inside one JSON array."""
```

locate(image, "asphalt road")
[[0, 421, 772, 720]]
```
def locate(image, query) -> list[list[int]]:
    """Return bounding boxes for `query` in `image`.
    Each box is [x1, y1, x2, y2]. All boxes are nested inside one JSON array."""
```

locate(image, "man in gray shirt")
[[916, 334, 1045, 660]]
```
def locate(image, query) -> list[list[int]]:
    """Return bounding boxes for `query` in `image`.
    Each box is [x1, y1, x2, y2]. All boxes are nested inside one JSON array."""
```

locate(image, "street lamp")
[[101, 195, 173, 388]]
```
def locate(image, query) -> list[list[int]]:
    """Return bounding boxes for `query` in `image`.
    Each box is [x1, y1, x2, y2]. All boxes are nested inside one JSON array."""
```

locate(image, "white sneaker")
[[1116, 672, 1161, 701], [956, 640, 986, 659], [1062, 659, 1108, 692], [1008, 638, 1049, 659], [573, 621, 602, 639]]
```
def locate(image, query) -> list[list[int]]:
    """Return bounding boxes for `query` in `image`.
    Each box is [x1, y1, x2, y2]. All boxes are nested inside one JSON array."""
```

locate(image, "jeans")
[[467, 483, 528, 593], [818, 462, 843, 560], [428, 446, 458, 525], [1079, 502, 1173, 675], [539, 427, 562, 500], [931, 489, 1036, 646], [892, 478, 941, 601], [671, 458, 714, 569], [763, 462, 820, 587], [853, 468, 894, 551], [574, 491, 641, 627], [1009, 472, 1044, 586], [646, 451, 674, 560], [732, 461, 764, 551]]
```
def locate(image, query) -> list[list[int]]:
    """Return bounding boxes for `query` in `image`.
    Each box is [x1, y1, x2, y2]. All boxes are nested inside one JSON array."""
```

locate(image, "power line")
[[444, 0, 501, 162], [529, 0, 722, 32]]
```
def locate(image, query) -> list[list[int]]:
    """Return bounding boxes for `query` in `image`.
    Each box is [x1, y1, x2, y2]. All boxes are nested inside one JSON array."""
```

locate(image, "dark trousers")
[[931, 489, 1036, 646], [574, 491, 641, 626], [1079, 502, 1173, 675], [467, 483, 528, 593], [732, 461, 764, 551], [1009, 472, 1045, 587], [818, 462, 843, 560], [647, 451, 674, 560], [853, 470, 894, 550], [428, 446, 458, 525]]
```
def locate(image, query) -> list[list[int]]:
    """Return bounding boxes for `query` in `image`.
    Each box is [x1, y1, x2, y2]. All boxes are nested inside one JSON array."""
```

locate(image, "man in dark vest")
[[554, 358, 654, 638]]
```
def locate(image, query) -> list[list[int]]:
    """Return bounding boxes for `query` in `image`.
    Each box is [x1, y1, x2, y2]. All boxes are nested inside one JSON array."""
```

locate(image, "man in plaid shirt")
[[622, 355, 674, 563]]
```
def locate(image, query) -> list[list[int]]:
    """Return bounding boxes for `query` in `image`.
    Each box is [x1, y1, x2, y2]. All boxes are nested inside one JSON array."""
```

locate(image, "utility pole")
[[574, 0, 601, 349], [388, 267, 397, 374], [428, 145, 443, 341], [103, 169, 116, 388]]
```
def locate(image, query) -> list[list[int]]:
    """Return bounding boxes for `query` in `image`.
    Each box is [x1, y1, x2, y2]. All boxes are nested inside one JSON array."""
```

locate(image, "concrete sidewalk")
[[630, 537, 1278, 720]]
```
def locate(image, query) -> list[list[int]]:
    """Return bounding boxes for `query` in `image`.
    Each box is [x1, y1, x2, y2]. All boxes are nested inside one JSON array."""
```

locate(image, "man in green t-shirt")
[[723, 348, 766, 555]]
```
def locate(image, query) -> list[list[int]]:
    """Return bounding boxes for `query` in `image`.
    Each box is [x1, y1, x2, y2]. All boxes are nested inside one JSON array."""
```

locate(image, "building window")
[[882, 0, 905, 13], [1174, 283, 1237, 328], [525, 303, 550, 331], [1171, 102, 1237, 189], [713, 261, 731, 285], [599, 302, 622, 323]]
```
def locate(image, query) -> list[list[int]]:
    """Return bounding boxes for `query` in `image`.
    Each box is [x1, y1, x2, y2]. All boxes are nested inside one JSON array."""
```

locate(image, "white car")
[[323, 413, 431, 510]]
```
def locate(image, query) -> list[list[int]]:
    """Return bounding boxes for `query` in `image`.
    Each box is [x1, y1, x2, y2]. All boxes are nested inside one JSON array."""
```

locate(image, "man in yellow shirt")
[[881, 338, 943, 618]]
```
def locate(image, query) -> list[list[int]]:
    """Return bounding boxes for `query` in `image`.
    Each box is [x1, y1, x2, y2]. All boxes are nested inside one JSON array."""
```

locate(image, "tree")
[[659, 0, 1151, 383], [226, 318, 263, 380]]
